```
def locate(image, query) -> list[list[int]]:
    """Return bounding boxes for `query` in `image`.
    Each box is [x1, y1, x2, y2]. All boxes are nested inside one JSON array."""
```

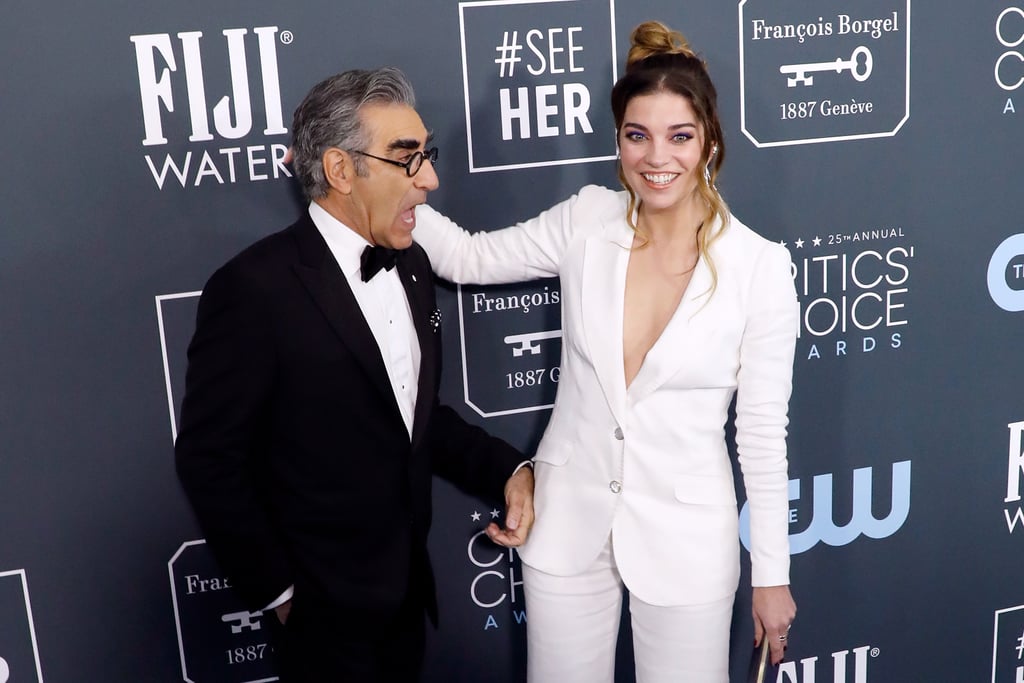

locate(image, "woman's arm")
[[413, 185, 609, 284], [735, 242, 799, 664], [735, 242, 799, 585]]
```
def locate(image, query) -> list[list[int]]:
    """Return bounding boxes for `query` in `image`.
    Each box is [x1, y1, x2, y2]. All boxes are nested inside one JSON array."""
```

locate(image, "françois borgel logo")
[[0, 569, 44, 683], [457, 280, 562, 417], [988, 234, 1024, 312], [458, 0, 617, 172], [740, 460, 911, 554], [130, 26, 293, 190], [739, 0, 910, 147], [169, 541, 279, 683]]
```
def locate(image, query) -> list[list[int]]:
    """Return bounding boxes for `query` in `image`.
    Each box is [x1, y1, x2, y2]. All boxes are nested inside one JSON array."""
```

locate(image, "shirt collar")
[[308, 201, 370, 279]]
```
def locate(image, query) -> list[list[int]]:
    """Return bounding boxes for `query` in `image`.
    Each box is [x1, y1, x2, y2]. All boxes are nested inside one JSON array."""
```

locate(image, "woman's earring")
[[704, 144, 718, 189]]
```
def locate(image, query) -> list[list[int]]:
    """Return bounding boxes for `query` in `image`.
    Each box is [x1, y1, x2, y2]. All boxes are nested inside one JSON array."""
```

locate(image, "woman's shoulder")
[[719, 213, 790, 262], [574, 184, 628, 215]]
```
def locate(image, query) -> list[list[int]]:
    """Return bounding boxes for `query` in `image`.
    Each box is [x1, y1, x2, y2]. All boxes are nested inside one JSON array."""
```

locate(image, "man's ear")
[[322, 148, 353, 194]]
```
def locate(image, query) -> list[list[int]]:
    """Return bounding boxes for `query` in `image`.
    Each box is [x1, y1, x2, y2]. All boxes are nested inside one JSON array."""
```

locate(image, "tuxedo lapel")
[[395, 248, 437, 453], [580, 221, 631, 429], [288, 216, 399, 411]]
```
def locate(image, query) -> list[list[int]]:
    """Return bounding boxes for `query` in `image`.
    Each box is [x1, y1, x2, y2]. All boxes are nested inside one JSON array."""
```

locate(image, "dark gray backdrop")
[[1, 1, 1021, 681]]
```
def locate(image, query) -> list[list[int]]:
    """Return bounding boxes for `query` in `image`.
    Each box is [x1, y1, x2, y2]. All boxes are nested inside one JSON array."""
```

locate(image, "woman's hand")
[[752, 585, 796, 664]]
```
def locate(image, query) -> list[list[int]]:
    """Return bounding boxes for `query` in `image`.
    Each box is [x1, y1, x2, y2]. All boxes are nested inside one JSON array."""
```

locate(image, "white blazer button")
[[609, 480, 622, 494], [613, 427, 624, 440]]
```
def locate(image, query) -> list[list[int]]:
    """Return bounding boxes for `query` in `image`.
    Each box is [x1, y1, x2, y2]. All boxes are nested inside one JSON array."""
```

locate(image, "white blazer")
[[415, 185, 798, 607]]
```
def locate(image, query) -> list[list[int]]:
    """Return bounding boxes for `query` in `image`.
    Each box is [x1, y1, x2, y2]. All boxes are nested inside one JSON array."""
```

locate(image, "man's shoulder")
[[226, 216, 309, 269], [203, 215, 312, 296]]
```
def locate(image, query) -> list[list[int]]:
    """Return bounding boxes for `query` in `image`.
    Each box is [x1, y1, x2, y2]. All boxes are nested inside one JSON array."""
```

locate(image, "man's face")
[[346, 103, 439, 250]]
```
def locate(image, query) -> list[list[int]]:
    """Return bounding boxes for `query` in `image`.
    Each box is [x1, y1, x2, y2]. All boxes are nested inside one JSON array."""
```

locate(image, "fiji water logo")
[[129, 26, 293, 189], [779, 644, 880, 682], [741, 461, 911, 553]]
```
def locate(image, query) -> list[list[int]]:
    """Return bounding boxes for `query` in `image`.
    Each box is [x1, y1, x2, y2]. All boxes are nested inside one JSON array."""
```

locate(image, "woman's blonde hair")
[[611, 21, 729, 297]]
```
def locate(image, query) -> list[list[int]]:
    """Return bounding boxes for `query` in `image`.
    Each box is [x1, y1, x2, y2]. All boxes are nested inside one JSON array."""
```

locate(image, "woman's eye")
[[625, 131, 646, 142], [672, 133, 692, 143]]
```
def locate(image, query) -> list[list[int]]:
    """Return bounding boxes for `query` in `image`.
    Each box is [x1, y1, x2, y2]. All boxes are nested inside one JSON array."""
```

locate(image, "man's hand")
[[274, 600, 292, 625], [486, 466, 535, 547]]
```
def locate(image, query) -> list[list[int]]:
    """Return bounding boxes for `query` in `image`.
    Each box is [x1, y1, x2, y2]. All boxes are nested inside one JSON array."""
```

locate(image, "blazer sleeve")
[[734, 242, 799, 587], [413, 184, 614, 284], [426, 402, 525, 502], [174, 262, 294, 609]]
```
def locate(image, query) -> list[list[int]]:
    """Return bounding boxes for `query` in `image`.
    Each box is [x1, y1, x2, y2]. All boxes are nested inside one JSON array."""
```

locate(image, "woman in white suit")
[[415, 21, 798, 683]]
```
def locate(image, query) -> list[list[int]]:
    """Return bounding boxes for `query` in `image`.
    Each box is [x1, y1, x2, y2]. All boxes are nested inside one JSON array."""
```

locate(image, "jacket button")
[[613, 427, 624, 440], [609, 480, 622, 494]]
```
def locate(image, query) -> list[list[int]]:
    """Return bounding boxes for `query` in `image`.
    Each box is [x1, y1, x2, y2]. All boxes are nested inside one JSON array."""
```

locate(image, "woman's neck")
[[638, 196, 705, 247]]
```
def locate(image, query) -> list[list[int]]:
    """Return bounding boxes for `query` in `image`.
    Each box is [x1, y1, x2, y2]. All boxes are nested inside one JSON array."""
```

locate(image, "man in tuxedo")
[[174, 67, 534, 682]]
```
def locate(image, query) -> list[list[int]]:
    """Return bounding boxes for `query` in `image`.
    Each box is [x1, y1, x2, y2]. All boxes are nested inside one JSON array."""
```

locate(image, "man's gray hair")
[[291, 67, 416, 200]]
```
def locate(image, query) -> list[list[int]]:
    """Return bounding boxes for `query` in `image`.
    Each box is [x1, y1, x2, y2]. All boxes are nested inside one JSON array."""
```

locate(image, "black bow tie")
[[360, 245, 399, 282]]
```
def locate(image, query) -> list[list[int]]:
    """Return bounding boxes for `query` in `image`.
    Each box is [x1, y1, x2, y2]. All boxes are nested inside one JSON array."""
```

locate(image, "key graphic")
[[221, 610, 263, 634], [504, 330, 562, 357], [780, 46, 873, 87]]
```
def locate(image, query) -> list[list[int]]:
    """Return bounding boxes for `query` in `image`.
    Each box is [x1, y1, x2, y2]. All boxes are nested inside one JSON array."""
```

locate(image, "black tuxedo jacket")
[[174, 213, 522, 625]]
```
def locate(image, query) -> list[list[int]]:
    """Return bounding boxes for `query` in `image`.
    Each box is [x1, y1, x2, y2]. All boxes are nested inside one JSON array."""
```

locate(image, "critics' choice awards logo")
[[1003, 421, 1024, 534], [458, 0, 617, 172], [130, 26, 294, 190], [740, 460, 911, 555], [465, 512, 527, 631], [785, 229, 913, 361], [988, 234, 1024, 312], [170, 541, 279, 683], [993, 604, 1024, 682], [739, 0, 910, 147], [0, 570, 44, 683], [996, 7, 1024, 114], [457, 280, 561, 416]]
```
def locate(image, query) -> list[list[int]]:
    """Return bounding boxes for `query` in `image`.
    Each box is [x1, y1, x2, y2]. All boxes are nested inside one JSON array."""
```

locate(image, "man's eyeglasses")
[[351, 147, 438, 177]]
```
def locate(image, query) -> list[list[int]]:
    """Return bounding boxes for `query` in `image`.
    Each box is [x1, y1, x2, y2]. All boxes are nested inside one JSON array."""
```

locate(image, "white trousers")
[[522, 537, 734, 683]]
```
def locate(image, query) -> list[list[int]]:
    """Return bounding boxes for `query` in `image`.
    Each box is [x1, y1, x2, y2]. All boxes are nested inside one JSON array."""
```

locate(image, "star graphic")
[[490, 508, 501, 519], [779, 239, 787, 247], [812, 236, 822, 247], [471, 511, 481, 522], [794, 238, 805, 248]]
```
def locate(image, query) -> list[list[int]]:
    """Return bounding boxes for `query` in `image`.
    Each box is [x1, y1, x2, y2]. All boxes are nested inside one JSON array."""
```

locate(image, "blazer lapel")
[[580, 221, 631, 429], [288, 216, 399, 411], [626, 237, 716, 404]]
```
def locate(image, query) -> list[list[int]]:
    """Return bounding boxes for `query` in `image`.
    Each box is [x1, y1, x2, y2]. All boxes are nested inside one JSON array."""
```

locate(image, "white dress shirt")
[[309, 201, 421, 437]]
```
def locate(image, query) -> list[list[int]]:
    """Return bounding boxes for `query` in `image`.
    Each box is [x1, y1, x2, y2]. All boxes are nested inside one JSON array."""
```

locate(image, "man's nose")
[[415, 155, 440, 191]]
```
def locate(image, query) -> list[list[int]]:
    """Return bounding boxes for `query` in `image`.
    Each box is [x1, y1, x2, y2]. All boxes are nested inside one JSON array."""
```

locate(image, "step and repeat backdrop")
[[1, 0, 1022, 681]]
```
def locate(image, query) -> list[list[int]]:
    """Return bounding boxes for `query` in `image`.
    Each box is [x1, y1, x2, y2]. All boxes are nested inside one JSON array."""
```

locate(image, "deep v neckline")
[[621, 239, 698, 390]]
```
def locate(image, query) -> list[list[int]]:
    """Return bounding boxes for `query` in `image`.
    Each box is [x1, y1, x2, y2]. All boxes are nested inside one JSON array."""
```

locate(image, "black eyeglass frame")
[[350, 147, 438, 177]]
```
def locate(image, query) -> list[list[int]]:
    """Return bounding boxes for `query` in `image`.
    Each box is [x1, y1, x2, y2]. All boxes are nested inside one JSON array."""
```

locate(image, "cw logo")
[[740, 461, 912, 554]]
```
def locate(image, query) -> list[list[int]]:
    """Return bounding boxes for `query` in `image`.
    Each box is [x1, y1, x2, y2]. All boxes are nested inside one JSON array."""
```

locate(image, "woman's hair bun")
[[626, 20, 696, 69]]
